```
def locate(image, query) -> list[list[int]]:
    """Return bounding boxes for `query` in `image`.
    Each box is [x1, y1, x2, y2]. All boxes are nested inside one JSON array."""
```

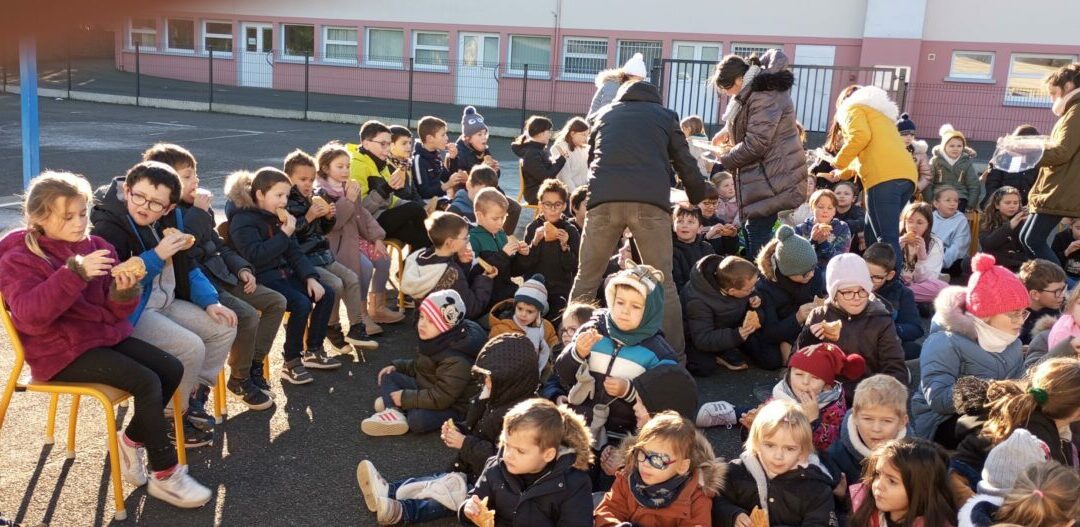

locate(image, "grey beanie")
[[461, 106, 488, 137], [774, 225, 817, 276], [978, 428, 1050, 496]]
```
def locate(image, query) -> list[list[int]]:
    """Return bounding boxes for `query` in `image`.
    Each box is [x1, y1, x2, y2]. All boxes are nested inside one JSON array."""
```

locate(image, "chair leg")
[[171, 392, 188, 466], [45, 393, 59, 444], [98, 396, 127, 521], [66, 394, 81, 459], [0, 366, 20, 433], [263, 358, 270, 380], [214, 370, 225, 424]]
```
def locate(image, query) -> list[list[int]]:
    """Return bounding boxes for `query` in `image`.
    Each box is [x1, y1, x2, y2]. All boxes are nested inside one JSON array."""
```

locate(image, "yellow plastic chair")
[[966, 210, 980, 257], [384, 239, 410, 311], [516, 161, 540, 221], [0, 293, 188, 521]]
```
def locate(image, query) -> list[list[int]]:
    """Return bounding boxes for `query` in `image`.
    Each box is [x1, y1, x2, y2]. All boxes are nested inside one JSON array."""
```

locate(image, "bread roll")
[[476, 258, 495, 274], [276, 208, 289, 223], [311, 195, 329, 208], [543, 221, 558, 242], [822, 320, 843, 340], [110, 256, 147, 280], [162, 227, 196, 249]]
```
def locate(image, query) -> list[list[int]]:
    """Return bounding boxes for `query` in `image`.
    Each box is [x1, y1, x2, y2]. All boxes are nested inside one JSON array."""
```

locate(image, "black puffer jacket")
[[452, 334, 540, 479], [178, 202, 251, 287], [392, 319, 487, 414], [682, 254, 750, 376], [978, 221, 1026, 272], [587, 81, 707, 212], [754, 272, 825, 347], [672, 237, 715, 292], [713, 453, 837, 527], [224, 171, 318, 284], [517, 216, 580, 298], [284, 186, 337, 267], [512, 139, 566, 205], [983, 163, 1038, 207], [719, 51, 807, 220], [796, 300, 909, 393], [459, 449, 593, 527]]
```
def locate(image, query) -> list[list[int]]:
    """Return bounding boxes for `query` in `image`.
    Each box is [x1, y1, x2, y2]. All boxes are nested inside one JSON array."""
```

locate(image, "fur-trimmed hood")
[[957, 494, 1002, 527], [931, 144, 978, 160], [910, 139, 929, 155], [931, 286, 979, 341], [748, 49, 794, 94], [224, 170, 257, 212], [836, 85, 900, 122], [1033, 314, 1059, 336]]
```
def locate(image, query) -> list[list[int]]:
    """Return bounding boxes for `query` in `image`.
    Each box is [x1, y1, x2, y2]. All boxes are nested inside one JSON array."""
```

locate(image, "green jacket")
[[927, 145, 980, 205], [1031, 95, 1080, 217]]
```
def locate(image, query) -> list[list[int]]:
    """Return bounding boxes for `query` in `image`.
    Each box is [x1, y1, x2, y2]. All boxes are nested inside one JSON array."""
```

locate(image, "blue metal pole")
[[19, 35, 40, 188]]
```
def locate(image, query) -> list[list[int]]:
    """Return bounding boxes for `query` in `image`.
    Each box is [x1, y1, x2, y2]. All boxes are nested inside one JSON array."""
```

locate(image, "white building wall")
[[922, 0, 1080, 45]]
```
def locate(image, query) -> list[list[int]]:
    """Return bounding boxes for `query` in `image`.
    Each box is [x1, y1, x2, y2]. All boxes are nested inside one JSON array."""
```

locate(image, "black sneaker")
[[167, 418, 214, 449], [186, 385, 215, 431], [345, 325, 379, 351], [280, 358, 314, 384], [226, 376, 274, 411], [250, 360, 272, 394], [325, 324, 351, 353], [301, 348, 342, 370]]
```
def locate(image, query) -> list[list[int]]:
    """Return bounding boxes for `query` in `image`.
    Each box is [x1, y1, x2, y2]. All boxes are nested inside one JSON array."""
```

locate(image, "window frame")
[[561, 36, 608, 81], [202, 21, 234, 57], [946, 51, 996, 82], [164, 18, 195, 53], [1005, 52, 1078, 107], [731, 43, 781, 59], [280, 23, 315, 61], [507, 35, 552, 79], [616, 39, 662, 81], [321, 25, 358, 64], [411, 30, 450, 72], [365, 27, 405, 69], [128, 17, 159, 51]]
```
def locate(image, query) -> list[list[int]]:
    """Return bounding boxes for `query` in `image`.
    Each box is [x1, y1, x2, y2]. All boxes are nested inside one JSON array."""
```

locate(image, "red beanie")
[[966, 253, 1030, 318], [788, 343, 866, 385]]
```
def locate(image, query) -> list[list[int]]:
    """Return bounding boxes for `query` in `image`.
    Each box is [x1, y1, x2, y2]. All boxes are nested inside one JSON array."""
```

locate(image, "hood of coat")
[[931, 144, 978, 162], [1033, 314, 1060, 336], [686, 254, 729, 296], [615, 81, 663, 105], [224, 170, 257, 212], [510, 139, 545, 157], [932, 286, 979, 341], [957, 494, 1003, 527], [749, 69, 795, 93], [474, 336, 540, 408], [399, 249, 450, 298], [836, 85, 900, 122], [418, 318, 487, 361], [911, 140, 929, 155]]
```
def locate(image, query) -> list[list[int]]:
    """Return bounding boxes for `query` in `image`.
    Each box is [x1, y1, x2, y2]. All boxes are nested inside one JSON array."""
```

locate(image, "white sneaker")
[[118, 435, 147, 487], [357, 460, 390, 512], [376, 496, 403, 525], [147, 464, 212, 508], [696, 401, 737, 429], [361, 408, 409, 437], [407, 472, 468, 511]]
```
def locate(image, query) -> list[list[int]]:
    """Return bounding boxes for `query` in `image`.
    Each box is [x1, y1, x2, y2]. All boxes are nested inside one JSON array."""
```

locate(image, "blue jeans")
[[865, 179, 915, 273], [388, 474, 455, 524], [380, 372, 462, 433], [263, 276, 335, 361], [1020, 212, 1064, 265], [742, 213, 778, 261]]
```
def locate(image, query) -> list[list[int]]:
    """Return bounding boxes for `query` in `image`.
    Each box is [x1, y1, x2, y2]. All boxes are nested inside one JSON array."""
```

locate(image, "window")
[[323, 26, 358, 62], [562, 37, 607, 79], [617, 40, 662, 81], [281, 24, 314, 59], [203, 22, 233, 54], [129, 18, 157, 50], [509, 35, 551, 77], [413, 31, 449, 71], [948, 51, 994, 81], [732, 43, 781, 58], [1006, 53, 1077, 106], [166, 19, 194, 51], [367, 28, 404, 67]]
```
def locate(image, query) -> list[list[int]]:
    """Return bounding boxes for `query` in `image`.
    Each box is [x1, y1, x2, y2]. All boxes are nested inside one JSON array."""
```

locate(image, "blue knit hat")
[[461, 106, 488, 137], [514, 274, 549, 315], [896, 113, 916, 135]]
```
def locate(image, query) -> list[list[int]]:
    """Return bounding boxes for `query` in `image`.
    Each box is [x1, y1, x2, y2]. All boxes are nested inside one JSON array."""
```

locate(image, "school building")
[[110, 0, 1078, 141]]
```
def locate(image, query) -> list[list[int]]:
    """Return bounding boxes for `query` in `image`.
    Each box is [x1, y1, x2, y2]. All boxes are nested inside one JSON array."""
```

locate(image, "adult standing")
[[1021, 63, 1080, 264], [711, 49, 806, 259], [587, 53, 647, 119], [827, 85, 917, 272], [569, 80, 707, 362]]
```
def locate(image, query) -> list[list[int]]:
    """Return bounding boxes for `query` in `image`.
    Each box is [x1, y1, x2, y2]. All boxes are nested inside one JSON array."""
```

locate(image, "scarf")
[[846, 412, 907, 458], [1052, 87, 1080, 117], [721, 64, 762, 131], [969, 314, 1017, 353], [943, 153, 960, 166], [517, 317, 551, 375], [772, 378, 843, 410], [315, 175, 346, 199], [628, 466, 691, 509], [604, 285, 665, 347]]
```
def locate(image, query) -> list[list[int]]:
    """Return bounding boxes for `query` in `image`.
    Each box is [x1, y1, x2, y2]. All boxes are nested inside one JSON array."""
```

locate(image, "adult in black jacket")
[[569, 80, 708, 362]]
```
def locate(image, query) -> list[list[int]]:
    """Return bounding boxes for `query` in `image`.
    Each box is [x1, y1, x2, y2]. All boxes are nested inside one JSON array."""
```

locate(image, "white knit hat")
[[825, 253, 875, 301], [978, 428, 1050, 496], [623, 53, 648, 79], [515, 274, 549, 315]]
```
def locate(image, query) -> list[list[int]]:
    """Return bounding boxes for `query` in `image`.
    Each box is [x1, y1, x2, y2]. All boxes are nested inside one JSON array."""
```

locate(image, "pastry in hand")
[[311, 195, 329, 208], [543, 221, 558, 242], [813, 296, 826, 307], [476, 258, 495, 274], [162, 227, 196, 249], [822, 320, 843, 340], [749, 506, 769, 527], [507, 235, 521, 246], [111, 256, 147, 280], [743, 310, 760, 329], [817, 223, 833, 233], [476, 497, 495, 527]]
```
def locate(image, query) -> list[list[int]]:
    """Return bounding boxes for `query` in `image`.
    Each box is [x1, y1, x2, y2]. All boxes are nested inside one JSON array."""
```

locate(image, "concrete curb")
[[3, 84, 522, 138]]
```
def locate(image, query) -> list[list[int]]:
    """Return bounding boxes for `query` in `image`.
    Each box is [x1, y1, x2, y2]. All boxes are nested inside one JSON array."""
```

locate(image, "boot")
[[368, 292, 404, 325], [359, 300, 383, 336]]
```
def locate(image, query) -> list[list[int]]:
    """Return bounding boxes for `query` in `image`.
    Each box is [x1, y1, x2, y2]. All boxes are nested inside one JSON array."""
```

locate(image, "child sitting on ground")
[[992, 461, 1080, 527], [848, 438, 957, 527], [928, 124, 980, 212], [795, 189, 852, 270], [361, 290, 486, 437], [488, 275, 559, 375], [697, 182, 740, 256], [798, 253, 908, 393], [863, 243, 924, 360], [712, 399, 837, 527], [1051, 219, 1080, 288], [1047, 285, 1080, 351], [955, 429, 1051, 527], [833, 181, 866, 254], [448, 165, 498, 222], [1020, 258, 1067, 344], [400, 211, 495, 320], [931, 186, 971, 277], [681, 255, 761, 375], [826, 374, 910, 488], [672, 205, 716, 293], [518, 179, 581, 319], [470, 188, 529, 306], [541, 302, 596, 401], [459, 398, 594, 527], [594, 411, 722, 527], [356, 333, 540, 525], [898, 201, 948, 304], [569, 185, 588, 233], [979, 186, 1028, 272]]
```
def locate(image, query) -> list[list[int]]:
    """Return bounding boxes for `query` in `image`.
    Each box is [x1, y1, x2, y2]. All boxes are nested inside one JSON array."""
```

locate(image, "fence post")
[[303, 52, 310, 119], [651, 58, 663, 96], [135, 44, 141, 106], [407, 58, 414, 128], [896, 68, 908, 113], [521, 64, 529, 125], [208, 49, 214, 110]]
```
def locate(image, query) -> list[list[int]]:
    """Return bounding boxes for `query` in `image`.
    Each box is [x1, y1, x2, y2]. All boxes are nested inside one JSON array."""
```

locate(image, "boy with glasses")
[[517, 179, 579, 321], [1019, 258, 1067, 344], [697, 181, 739, 256], [400, 211, 495, 320], [864, 243, 924, 360]]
